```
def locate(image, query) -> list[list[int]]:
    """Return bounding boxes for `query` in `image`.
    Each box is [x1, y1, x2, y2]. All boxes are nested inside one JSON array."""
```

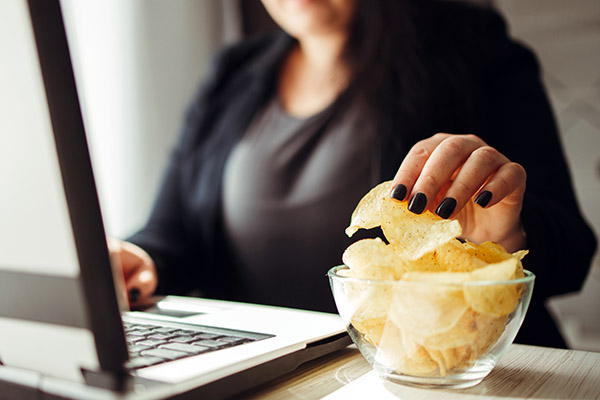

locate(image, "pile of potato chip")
[[340, 181, 528, 377]]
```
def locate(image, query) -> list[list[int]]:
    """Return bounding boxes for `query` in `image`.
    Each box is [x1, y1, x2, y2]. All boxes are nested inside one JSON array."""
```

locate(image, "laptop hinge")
[[80, 368, 132, 392]]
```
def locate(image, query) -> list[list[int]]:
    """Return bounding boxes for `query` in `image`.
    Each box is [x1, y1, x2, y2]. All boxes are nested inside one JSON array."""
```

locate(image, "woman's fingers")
[[390, 133, 525, 219], [474, 161, 527, 209], [392, 133, 453, 202], [392, 134, 487, 212], [120, 241, 157, 306], [125, 263, 158, 305], [107, 238, 158, 307], [434, 145, 510, 218]]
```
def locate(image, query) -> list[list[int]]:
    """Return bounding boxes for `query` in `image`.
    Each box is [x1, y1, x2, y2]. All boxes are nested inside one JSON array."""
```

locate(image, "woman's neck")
[[297, 32, 347, 72], [278, 34, 350, 118]]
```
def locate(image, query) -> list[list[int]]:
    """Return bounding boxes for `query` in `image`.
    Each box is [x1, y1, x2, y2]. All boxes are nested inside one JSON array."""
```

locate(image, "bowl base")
[[375, 360, 494, 390], [379, 373, 485, 389]]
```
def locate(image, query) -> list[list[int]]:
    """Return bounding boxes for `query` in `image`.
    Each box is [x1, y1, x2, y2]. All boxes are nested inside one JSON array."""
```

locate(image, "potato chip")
[[512, 249, 529, 261], [403, 251, 446, 272], [427, 345, 473, 376], [345, 181, 392, 237], [464, 240, 527, 278], [463, 240, 511, 263], [352, 317, 387, 346], [512, 250, 528, 279], [380, 198, 462, 260], [471, 314, 508, 355], [468, 256, 519, 281], [434, 240, 487, 272], [343, 238, 406, 280], [375, 322, 439, 376], [337, 281, 391, 322], [425, 310, 508, 375], [389, 274, 468, 338], [464, 258, 522, 317], [424, 309, 504, 350], [401, 270, 470, 284]]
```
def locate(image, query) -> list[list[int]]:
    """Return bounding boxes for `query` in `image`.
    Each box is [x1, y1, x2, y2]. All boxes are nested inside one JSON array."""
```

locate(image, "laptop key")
[[150, 327, 179, 334], [191, 332, 222, 340], [148, 332, 181, 340], [127, 336, 147, 344], [128, 329, 153, 337], [192, 339, 228, 349], [218, 336, 250, 344], [129, 343, 153, 352], [159, 343, 209, 354], [141, 348, 189, 360], [136, 339, 169, 347], [173, 329, 196, 336], [125, 356, 166, 369], [169, 335, 200, 344]]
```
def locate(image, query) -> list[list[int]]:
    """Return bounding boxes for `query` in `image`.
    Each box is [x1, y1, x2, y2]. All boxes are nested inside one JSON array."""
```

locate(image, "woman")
[[112, 0, 596, 348]]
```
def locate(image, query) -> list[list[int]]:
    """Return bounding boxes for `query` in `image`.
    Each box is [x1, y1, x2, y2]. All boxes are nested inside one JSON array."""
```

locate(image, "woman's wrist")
[[498, 222, 527, 253]]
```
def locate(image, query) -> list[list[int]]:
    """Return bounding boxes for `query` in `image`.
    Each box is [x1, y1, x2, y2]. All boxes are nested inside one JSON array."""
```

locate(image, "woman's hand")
[[107, 238, 158, 308], [390, 133, 527, 252]]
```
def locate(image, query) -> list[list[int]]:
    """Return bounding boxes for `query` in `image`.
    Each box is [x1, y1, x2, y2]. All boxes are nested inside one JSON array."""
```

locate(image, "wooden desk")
[[241, 344, 600, 399]]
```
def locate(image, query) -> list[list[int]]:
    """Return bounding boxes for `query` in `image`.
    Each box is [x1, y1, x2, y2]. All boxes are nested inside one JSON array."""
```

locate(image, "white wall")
[[61, 0, 241, 238]]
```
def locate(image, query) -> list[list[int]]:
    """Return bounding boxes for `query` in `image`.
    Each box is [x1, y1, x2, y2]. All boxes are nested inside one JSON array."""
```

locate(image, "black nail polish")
[[129, 288, 140, 303], [475, 191, 492, 208], [436, 197, 457, 219], [390, 184, 407, 201], [408, 192, 427, 214]]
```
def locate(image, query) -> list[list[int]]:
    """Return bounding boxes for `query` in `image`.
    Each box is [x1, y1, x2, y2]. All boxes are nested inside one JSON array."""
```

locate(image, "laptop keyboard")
[[123, 321, 271, 370]]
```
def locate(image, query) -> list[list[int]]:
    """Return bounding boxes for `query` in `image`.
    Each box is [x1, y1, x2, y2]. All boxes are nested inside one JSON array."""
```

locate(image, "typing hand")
[[107, 238, 158, 308]]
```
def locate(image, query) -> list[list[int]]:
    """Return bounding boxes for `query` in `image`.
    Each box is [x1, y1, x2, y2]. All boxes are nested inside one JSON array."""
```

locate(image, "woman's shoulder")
[[208, 30, 293, 82], [426, 1, 538, 73], [429, 1, 507, 33]]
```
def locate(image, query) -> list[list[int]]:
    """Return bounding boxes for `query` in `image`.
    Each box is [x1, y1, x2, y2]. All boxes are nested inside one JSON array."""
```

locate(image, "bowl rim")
[[328, 264, 535, 287]]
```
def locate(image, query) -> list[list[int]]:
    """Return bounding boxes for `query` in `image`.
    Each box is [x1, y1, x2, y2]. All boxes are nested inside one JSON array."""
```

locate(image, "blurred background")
[[59, 0, 599, 351]]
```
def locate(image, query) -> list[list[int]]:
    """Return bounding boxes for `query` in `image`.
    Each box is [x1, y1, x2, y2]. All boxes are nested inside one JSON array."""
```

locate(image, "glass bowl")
[[328, 265, 534, 389]]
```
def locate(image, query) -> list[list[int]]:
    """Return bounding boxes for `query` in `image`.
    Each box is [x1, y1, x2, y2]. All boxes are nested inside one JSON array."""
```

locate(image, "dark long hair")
[[343, 0, 434, 157], [345, 0, 430, 113]]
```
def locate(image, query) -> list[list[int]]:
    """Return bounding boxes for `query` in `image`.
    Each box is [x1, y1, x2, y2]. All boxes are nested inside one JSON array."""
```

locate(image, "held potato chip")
[[380, 198, 462, 261], [345, 181, 391, 237]]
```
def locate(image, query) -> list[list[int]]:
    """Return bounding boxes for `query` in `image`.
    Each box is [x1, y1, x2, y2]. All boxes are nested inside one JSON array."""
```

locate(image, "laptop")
[[0, 0, 350, 398]]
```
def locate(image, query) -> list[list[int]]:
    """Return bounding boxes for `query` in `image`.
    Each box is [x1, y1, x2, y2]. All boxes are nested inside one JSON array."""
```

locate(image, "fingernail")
[[475, 191, 492, 208], [390, 184, 407, 201], [436, 197, 457, 219], [129, 288, 140, 304], [408, 192, 427, 214]]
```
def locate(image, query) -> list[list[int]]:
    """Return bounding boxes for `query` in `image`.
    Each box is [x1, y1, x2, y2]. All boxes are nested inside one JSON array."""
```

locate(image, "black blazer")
[[130, 2, 596, 348]]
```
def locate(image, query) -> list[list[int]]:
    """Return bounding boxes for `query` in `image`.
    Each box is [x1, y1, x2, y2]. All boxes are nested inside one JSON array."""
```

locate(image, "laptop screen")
[[0, 0, 128, 385], [0, 1, 352, 397]]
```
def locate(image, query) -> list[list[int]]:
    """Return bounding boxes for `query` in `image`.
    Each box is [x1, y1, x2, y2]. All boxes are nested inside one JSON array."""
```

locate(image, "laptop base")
[[0, 333, 350, 400]]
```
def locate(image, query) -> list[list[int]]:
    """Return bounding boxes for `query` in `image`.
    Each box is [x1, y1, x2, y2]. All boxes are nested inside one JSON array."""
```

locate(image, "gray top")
[[222, 93, 378, 311]]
